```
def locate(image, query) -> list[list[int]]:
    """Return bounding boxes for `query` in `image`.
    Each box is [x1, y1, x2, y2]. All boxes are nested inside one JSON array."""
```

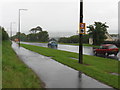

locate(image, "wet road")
[[12, 42, 113, 88], [21, 42, 120, 60]]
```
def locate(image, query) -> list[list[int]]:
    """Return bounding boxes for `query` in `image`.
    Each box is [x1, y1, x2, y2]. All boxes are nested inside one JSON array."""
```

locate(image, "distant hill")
[[49, 31, 77, 38]]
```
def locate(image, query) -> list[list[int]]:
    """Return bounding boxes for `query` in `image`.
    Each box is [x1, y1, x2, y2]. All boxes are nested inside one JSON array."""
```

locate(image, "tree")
[[27, 33, 37, 41], [30, 28, 36, 34], [58, 37, 69, 43], [36, 31, 49, 42], [28, 26, 48, 42], [87, 22, 109, 45], [11, 26, 49, 42], [58, 34, 89, 44], [36, 26, 42, 32], [30, 26, 42, 34], [69, 35, 79, 43], [1, 26, 9, 40], [11, 32, 27, 41]]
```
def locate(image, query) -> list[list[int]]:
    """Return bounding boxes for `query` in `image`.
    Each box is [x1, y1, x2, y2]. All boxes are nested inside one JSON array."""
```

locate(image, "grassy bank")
[[2, 41, 42, 88], [0, 42, 2, 89], [21, 44, 119, 89]]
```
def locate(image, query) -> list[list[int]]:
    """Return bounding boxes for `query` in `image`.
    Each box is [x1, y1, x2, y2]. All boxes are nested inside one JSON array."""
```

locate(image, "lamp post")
[[79, 0, 83, 64], [18, 9, 28, 47]]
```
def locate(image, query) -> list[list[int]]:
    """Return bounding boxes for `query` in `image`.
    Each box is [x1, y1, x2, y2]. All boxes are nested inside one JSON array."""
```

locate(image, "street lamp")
[[18, 9, 28, 47]]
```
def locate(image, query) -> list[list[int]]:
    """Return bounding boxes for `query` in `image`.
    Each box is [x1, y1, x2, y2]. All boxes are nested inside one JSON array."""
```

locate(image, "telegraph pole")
[[79, 0, 83, 64]]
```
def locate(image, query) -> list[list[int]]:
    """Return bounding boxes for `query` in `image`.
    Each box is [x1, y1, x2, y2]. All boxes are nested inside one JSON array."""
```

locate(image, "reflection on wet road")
[[12, 42, 113, 88], [21, 42, 120, 60]]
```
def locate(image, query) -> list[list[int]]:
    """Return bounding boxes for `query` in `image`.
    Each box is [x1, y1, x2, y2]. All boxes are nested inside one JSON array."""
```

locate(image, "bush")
[[0, 26, 9, 41], [58, 34, 89, 44]]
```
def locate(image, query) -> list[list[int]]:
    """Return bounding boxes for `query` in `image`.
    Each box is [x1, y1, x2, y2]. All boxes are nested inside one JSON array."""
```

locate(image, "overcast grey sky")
[[0, 0, 119, 37]]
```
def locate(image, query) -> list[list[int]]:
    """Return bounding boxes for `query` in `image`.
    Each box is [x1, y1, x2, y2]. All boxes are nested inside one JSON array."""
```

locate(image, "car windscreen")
[[108, 45, 117, 49], [49, 41, 57, 44], [100, 46, 108, 49]]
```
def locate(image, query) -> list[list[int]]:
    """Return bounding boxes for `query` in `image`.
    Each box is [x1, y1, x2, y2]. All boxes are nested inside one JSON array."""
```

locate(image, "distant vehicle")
[[48, 41, 58, 48], [93, 44, 119, 56], [14, 38, 19, 42]]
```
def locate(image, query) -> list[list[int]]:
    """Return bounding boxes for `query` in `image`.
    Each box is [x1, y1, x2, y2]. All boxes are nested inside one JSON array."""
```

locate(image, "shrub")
[[0, 26, 9, 41]]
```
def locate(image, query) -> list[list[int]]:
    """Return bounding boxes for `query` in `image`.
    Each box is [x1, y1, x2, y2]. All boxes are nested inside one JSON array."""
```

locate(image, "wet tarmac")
[[21, 42, 120, 61], [12, 42, 114, 88]]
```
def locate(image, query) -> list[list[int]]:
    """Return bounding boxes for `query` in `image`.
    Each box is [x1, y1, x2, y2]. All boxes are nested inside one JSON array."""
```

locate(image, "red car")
[[94, 44, 119, 56]]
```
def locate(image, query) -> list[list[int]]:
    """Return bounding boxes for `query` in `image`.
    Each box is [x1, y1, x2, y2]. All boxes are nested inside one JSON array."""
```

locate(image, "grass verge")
[[2, 41, 42, 88], [0, 41, 2, 89], [21, 43, 119, 89]]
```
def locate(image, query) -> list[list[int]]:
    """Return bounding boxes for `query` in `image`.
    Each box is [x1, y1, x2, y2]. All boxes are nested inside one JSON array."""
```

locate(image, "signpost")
[[79, 0, 84, 64]]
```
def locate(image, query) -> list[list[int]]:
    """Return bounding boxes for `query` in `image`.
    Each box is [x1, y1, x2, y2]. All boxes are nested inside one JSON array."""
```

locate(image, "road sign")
[[79, 23, 86, 34]]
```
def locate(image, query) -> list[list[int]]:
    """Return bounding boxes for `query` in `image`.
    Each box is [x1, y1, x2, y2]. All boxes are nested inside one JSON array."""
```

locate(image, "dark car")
[[48, 41, 58, 48], [93, 44, 119, 56]]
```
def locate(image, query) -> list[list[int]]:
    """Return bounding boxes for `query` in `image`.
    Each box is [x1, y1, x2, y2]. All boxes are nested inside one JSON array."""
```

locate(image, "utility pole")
[[18, 9, 20, 47], [79, 0, 83, 64]]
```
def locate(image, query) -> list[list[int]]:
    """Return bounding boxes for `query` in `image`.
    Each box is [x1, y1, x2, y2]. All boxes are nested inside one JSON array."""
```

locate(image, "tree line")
[[0, 26, 9, 41], [10, 22, 113, 45], [58, 34, 89, 44], [58, 22, 109, 45], [11, 26, 49, 42]]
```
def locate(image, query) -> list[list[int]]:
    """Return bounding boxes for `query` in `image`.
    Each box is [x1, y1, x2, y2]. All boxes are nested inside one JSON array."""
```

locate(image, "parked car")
[[48, 41, 58, 48], [93, 44, 119, 56]]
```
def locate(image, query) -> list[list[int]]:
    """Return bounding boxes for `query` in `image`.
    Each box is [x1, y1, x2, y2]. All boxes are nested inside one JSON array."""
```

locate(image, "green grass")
[[0, 41, 2, 89], [21, 44, 119, 89], [2, 41, 42, 88]]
